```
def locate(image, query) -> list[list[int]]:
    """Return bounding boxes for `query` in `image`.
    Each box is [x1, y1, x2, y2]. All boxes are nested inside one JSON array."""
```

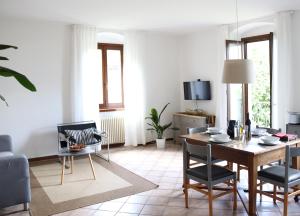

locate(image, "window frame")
[[226, 33, 273, 126], [97, 43, 124, 112], [242, 33, 273, 127]]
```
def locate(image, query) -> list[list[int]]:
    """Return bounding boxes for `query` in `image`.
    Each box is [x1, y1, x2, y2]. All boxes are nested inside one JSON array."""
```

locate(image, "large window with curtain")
[[98, 43, 124, 111], [226, 33, 273, 127]]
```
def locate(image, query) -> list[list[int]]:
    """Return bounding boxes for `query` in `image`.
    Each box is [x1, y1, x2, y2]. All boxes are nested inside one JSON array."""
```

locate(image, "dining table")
[[180, 132, 300, 216]]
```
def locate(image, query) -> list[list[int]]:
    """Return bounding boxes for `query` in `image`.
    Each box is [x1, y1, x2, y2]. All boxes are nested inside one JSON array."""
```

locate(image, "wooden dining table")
[[180, 133, 300, 216]]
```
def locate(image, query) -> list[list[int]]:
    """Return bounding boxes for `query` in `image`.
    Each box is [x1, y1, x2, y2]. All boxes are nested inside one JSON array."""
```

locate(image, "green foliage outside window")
[[249, 41, 271, 127]]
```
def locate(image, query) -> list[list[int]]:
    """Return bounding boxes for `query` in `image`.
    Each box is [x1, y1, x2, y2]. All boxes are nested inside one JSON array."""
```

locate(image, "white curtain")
[[123, 31, 147, 146], [215, 25, 229, 129], [273, 11, 293, 131], [71, 25, 100, 125]]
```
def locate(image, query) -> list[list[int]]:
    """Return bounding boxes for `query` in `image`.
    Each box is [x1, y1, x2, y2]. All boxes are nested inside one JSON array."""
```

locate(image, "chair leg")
[[184, 179, 189, 208], [208, 189, 213, 216], [71, 156, 74, 174], [61, 156, 66, 185], [24, 203, 29, 211], [273, 185, 277, 204], [237, 164, 240, 181], [233, 179, 237, 210], [260, 180, 263, 201], [284, 192, 288, 216], [88, 154, 96, 180]]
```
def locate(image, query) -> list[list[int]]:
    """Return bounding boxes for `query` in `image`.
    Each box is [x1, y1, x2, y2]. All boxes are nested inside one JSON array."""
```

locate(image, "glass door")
[[243, 33, 273, 127]]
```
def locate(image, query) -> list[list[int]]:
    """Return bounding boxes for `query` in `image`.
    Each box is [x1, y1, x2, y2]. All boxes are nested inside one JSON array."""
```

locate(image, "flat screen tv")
[[183, 80, 211, 100]]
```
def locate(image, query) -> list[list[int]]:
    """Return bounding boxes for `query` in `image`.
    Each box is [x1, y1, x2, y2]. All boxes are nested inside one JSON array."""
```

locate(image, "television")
[[183, 80, 211, 100]]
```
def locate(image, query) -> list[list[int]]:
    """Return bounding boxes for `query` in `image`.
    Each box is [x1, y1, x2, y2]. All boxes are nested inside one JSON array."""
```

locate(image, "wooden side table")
[[58, 148, 96, 185]]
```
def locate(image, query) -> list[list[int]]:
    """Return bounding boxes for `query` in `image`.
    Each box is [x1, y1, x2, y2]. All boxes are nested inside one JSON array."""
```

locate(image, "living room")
[[1, 1, 300, 216]]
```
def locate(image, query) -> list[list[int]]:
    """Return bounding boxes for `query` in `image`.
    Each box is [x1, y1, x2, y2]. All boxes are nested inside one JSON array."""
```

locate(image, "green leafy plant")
[[0, 44, 36, 105], [145, 103, 175, 139]]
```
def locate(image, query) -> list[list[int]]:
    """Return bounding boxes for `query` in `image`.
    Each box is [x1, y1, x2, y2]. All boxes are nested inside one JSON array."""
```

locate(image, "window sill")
[[99, 108, 125, 112]]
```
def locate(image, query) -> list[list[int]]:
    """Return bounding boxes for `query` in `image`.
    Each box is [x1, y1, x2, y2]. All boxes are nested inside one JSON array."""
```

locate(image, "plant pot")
[[156, 138, 166, 149]]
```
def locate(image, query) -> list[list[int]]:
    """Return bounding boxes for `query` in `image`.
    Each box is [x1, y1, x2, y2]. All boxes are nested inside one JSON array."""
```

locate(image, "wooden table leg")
[[248, 158, 258, 215], [182, 139, 189, 190], [61, 156, 66, 185], [88, 154, 96, 180]]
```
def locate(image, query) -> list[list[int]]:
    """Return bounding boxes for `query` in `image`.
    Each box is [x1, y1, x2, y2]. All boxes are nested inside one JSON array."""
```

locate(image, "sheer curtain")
[[273, 11, 293, 131], [215, 25, 229, 129], [71, 25, 100, 125], [123, 31, 147, 146]]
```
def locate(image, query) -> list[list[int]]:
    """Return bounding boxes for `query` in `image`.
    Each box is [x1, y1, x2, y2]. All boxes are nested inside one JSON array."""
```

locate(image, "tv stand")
[[173, 112, 216, 143]]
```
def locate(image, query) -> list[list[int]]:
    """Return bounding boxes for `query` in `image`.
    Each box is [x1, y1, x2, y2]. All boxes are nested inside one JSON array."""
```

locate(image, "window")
[[243, 33, 273, 127], [98, 43, 124, 111], [226, 33, 273, 127]]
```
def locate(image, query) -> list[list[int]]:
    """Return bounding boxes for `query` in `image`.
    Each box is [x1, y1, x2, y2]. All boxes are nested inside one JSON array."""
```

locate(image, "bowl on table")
[[207, 127, 222, 134], [210, 134, 230, 142], [252, 128, 267, 136], [260, 136, 280, 144]]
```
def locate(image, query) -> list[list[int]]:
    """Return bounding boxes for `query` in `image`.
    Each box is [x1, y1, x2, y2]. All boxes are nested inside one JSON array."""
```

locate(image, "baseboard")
[[28, 138, 174, 162], [28, 155, 58, 162]]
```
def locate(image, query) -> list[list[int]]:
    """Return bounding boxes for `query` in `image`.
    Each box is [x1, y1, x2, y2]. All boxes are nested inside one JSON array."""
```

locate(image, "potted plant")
[[145, 103, 174, 149], [0, 44, 36, 106]]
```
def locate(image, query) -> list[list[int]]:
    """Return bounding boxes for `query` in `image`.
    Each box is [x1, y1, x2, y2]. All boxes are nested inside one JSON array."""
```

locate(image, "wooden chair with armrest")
[[258, 145, 300, 216], [183, 141, 237, 216], [187, 127, 224, 166]]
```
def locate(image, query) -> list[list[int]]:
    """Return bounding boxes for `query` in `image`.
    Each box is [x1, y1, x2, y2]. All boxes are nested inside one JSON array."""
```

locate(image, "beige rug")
[[30, 156, 157, 216]]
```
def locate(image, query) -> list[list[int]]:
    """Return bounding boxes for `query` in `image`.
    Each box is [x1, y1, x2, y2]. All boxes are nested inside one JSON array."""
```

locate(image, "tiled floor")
[[1, 141, 300, 216]]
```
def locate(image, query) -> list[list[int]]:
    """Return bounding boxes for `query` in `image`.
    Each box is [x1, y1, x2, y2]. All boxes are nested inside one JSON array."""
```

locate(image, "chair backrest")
[[289, 146, 300, 158], [57, 121, 97, 148], [284, 145, 300, 185], [185, 140, 212, 180], [256, 126, 281, 135], [187, 127, 207, 134], [57, 121, 97, 134]]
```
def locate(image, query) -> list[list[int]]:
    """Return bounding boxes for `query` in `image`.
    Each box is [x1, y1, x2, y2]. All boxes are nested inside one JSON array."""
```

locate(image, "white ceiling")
[[1, 0, 300, 33]]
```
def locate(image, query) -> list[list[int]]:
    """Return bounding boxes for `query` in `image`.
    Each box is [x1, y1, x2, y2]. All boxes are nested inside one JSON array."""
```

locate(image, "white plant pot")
[[156, 138, 166, 149]]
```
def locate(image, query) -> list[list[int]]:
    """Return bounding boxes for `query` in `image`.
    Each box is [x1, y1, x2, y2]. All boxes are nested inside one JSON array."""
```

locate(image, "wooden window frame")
[[226, 33, 273, 126], [98, 43, 124, 112], [242, 33, 273, 127]]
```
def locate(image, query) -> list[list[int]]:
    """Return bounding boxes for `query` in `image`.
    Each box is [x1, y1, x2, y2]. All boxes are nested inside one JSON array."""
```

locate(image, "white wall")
[[0, 17, 72, 158], [291, 11, 300, 111], [179, 27, 219, 115], [143, 32, 181, 141], [0, 17, 181, 157]]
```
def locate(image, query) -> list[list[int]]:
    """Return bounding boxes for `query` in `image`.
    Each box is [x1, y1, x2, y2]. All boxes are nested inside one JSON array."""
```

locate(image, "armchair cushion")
[[0, 154, 31, 208], [65, 128, 99, 145], [58, 121, 103, 148], [0, 152, 14, 157], [0, 135, 12, 152]]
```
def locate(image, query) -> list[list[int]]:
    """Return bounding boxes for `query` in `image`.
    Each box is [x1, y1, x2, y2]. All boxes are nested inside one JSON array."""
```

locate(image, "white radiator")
[[99, 112, 125, 144]]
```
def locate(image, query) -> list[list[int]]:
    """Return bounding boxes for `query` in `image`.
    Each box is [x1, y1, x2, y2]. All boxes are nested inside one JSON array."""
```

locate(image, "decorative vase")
[[156, 138, 166, 149]]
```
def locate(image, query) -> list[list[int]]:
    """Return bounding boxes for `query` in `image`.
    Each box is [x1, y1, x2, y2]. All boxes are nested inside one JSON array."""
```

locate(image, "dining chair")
[[258, 145, 300, 216], [237, 127, 282, 181], [187, 127, 224, 165], [183, 141, 237, 216]]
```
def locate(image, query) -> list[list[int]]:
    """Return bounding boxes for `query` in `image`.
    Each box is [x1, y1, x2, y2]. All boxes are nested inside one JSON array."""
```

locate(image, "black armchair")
[[57, 121, 109, 161]]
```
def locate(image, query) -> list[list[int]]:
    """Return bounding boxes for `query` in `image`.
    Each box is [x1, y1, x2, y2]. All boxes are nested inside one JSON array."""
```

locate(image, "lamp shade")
[[222, 59, 255, 84]]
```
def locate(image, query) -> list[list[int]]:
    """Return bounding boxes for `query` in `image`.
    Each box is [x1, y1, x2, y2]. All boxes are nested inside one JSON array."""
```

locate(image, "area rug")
[[29, 156, 157, 216]]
